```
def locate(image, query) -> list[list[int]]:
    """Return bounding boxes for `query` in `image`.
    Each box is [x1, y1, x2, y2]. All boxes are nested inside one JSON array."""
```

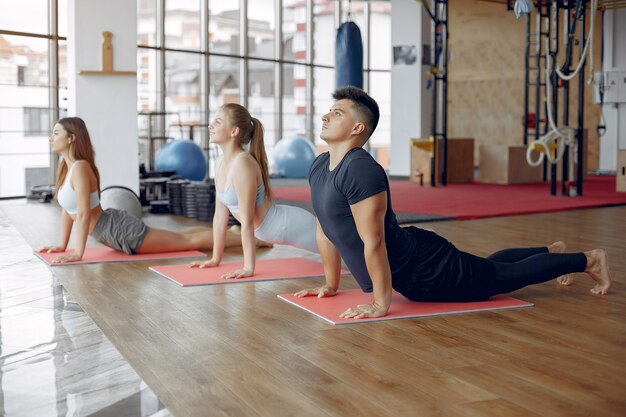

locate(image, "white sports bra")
[[57, 162, 100, 215], [215, 153, 266, 215]]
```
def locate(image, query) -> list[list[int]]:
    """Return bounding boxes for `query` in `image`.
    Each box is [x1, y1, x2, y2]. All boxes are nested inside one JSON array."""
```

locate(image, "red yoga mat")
[[278, 290, 533, 325], [35, 247, 206, 266], [149, 257, 333, 287]]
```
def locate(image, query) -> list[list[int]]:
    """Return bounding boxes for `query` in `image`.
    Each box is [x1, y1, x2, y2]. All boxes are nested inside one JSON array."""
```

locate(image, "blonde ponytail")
[[249, 117, 272, 201], [221, 104, 272, 201]]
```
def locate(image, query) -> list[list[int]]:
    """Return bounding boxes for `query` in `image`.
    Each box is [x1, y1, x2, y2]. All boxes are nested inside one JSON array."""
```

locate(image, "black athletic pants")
[[482, 246, 587, 297]]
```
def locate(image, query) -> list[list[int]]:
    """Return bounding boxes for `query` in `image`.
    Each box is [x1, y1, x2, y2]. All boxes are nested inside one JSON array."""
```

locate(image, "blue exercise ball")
[[155, 139, 207, 181], [274, 136, 316, 178]]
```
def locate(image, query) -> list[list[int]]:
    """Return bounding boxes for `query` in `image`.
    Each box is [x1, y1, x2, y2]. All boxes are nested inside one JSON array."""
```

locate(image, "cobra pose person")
[[294, 87, 611, 319], [190, 104, 318, 278], [39, 117, 262, 263]]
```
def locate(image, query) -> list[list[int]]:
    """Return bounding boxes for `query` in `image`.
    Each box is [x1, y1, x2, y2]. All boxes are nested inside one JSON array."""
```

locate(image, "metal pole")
[[49, 0, 60, 184], [200, 0, 210, 178], [441, 0, 448, 186], [523, 13, 530, 146], [275, 0, 283, 144], [155, 0, 166, 171], [305, 0, 314, 141], [562, 6, 571, 196], [240, 0, 248, 107], [576, 0, 587, 196], [549, 0, 558, 196], [430, 1, 437, 187]]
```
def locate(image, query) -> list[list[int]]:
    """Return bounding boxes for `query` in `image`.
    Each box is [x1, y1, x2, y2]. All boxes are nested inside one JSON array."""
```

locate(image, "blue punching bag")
[[335, 22, 363, 89]]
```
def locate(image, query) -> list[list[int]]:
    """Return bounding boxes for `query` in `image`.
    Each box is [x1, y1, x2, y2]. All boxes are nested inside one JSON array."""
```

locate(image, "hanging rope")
[[527, 1, 578, 167], [554, 0, 598, 84]]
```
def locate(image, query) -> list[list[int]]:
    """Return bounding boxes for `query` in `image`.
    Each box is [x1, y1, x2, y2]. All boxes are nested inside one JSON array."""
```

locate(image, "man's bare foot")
[[548, 241, 575, 286], [584, 249, 612, 295]]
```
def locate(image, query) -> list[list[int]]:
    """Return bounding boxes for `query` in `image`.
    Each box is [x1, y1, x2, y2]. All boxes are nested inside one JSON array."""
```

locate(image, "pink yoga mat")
[[35, 247, 206, 266], [278, 290, 533, 325], [150, 257, 335, 287]]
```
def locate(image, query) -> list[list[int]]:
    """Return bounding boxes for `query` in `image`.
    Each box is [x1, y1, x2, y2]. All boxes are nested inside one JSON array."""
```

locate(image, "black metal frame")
[[422, 0, 449, 187], [520, 0, 588, 196]]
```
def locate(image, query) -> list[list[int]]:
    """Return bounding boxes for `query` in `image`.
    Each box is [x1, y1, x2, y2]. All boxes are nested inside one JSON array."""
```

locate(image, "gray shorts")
[[91, 208, 149, 255], [254, 204, 318, 254]]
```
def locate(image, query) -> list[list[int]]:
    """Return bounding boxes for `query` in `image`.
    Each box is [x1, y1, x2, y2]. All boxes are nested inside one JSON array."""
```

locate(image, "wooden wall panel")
[[448, 0, 601, 170]]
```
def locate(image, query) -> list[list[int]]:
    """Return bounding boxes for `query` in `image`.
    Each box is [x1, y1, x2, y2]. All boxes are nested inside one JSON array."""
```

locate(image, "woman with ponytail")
[[190, 104, 318, 278], [39, 117, 256, 263]]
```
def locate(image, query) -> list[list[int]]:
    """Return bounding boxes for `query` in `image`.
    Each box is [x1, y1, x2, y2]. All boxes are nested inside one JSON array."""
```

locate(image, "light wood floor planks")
[[2, 202, 625, 417]]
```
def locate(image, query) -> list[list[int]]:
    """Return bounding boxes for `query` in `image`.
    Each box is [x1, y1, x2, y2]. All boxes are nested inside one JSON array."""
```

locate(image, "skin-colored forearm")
[[317, 226, 341, 290], [72, 213, 90, 258], [363, 239, 392, 310], [210, 209, 228, 263], [240, 220, 256, 272], [59, 211, 73, 249]]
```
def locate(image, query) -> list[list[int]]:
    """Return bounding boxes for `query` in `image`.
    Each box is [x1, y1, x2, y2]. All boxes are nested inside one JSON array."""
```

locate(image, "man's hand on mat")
[[294, 284, 337, 298], [221, 268, 253, 279], [339, 302, 387, 319], [51, 253, 82, 264], [38, 246, 65, 253], [188, 259, 219, 268]]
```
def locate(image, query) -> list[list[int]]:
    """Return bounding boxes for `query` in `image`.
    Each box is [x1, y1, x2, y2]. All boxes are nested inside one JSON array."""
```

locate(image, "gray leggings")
[[254, 204, 318, 254]]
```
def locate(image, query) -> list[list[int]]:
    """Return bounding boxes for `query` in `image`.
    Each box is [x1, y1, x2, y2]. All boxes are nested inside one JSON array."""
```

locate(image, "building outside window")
[[0, 0, 391, 197]]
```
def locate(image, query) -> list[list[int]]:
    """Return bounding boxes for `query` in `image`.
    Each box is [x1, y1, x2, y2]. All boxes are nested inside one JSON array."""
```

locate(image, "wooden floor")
[[3, 202, 625, 417]]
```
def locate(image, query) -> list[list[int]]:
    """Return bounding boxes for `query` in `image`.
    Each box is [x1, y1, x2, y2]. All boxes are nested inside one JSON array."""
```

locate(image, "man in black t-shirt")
[[294, 86, 408, 319], [294, 87, 611, 320]]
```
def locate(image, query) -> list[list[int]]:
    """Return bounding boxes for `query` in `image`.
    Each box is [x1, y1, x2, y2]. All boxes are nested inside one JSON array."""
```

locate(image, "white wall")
[[599, 9, 626, 171], [68, 0, 138, 193], [389, 0, 431, 176]]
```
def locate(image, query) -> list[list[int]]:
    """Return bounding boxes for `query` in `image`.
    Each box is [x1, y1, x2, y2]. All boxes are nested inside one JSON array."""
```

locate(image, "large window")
[[138, 0, 157, 47], [0, 2, 63, 197], [209, 0, 240, 56], [248, 59, 276, 143], [0, 0, 49, 34], [369, 2, 391, 71], [0, 0, 392, 197], [248, 0, 275, 60], [282, 63, 308, 139], [165, 0, 201, 50], [23, 107, 50, 137], [312, 67, 335, 146], [283, 0, 306, 63], [136, 0, 391, 172]]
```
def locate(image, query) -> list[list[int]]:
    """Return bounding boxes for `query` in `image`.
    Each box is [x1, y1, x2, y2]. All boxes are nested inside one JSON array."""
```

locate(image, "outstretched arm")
[[294, 220, 341, 298], [341, 191, 391, 319], [39, 209, 73, 254], [221, 158, 257, 279], [190, 199, 229, 267], [50, 162, 92, 263]]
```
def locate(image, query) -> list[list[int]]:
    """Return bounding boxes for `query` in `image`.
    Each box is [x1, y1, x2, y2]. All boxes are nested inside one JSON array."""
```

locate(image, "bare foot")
[[584, 249, 612, 295], [548, 241, 575, 286]]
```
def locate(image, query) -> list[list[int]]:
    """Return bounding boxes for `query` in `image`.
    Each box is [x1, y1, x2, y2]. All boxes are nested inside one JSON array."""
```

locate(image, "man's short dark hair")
[[332, 86, 380, 140]]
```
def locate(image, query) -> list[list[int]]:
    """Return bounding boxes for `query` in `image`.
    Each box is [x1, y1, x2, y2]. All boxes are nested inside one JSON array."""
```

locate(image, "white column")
[[389, 0, 431, 176], [67, 0, 138, 193]]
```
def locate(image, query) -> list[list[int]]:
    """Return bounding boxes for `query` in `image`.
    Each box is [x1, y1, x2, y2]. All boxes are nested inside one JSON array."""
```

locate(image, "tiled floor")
[[0, 209, 172, 417]]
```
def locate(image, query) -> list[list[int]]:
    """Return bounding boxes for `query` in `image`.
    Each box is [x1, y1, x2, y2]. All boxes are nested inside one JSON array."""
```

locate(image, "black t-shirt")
[[309, 147, 417, 292]]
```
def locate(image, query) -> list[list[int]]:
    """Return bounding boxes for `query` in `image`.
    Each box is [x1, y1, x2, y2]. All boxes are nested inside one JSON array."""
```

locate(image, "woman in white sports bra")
[[189, 104, 318, 278], [39, 117, 262, 264]]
